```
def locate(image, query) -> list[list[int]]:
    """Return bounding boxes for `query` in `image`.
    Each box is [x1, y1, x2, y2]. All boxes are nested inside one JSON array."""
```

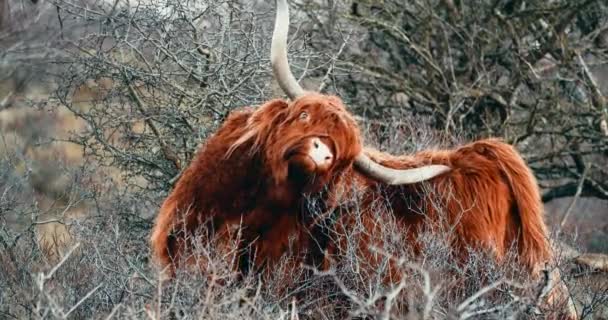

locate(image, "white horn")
[[271, 0, 450, 183], [354, 153, 450, 185], [271, 0, 306, 99]]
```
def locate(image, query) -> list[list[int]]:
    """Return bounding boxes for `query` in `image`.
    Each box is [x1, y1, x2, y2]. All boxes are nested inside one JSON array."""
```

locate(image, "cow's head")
[[271, 93, 363, 190], [229, 0, 450, 194], [227, 93, 362, 192]]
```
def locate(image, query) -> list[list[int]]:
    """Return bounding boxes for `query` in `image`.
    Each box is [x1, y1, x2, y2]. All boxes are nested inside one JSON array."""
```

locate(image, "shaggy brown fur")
[[150, 94, 363, 276], [330, 139, 551, 279], [150, 93, 552, 282]]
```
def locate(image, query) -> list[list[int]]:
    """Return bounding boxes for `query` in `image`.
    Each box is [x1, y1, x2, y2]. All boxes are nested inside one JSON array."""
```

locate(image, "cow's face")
[[229, 94, 362, 191], [270, 94, 362, 189]]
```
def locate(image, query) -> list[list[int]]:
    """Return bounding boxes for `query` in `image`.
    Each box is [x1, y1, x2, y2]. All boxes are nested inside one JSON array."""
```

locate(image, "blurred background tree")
[[29, 0, 608, 202]]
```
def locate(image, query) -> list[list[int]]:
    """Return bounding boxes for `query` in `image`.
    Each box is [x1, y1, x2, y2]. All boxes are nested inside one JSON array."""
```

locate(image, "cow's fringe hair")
[[225, 99, 289, 159]]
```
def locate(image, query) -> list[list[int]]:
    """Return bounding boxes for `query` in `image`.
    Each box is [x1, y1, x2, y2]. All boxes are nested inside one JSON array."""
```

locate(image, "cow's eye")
[[299, 111, 309, 121]]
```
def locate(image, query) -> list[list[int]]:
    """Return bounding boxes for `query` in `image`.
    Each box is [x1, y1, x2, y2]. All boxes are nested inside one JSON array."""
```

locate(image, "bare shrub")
[[1, 0, 608, 319], [48, 0, 293, 197], [2, 136, 608, 319], [298, 0, 608, 202]]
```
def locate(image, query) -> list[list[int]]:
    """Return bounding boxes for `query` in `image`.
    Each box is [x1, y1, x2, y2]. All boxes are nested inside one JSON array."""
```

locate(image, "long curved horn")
[[354, 154, 450, 185], [271, 0, 451, 185], [271, 0, 306, 99]]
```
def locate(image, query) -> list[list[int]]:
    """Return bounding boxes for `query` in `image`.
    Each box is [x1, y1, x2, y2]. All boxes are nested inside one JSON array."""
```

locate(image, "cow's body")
[[150, 96, 550, 279], [328, 139, 550, 278]]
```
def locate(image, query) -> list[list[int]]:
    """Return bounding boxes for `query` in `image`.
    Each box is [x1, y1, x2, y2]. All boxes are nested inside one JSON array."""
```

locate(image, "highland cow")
[[149, 0, 452, 276], [151, 0, 548, 283], [149, 0, 578, 317]]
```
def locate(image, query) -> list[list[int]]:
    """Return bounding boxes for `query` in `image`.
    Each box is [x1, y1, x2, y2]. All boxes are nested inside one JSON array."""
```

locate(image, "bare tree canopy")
[[1, 0, 607, 319], [2, 0, 607, 201], [297, 0, 608, 202]]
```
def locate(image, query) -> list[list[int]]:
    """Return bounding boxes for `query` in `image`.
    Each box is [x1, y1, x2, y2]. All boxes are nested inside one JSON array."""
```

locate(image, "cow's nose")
[[309, 137, 333, 168]]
